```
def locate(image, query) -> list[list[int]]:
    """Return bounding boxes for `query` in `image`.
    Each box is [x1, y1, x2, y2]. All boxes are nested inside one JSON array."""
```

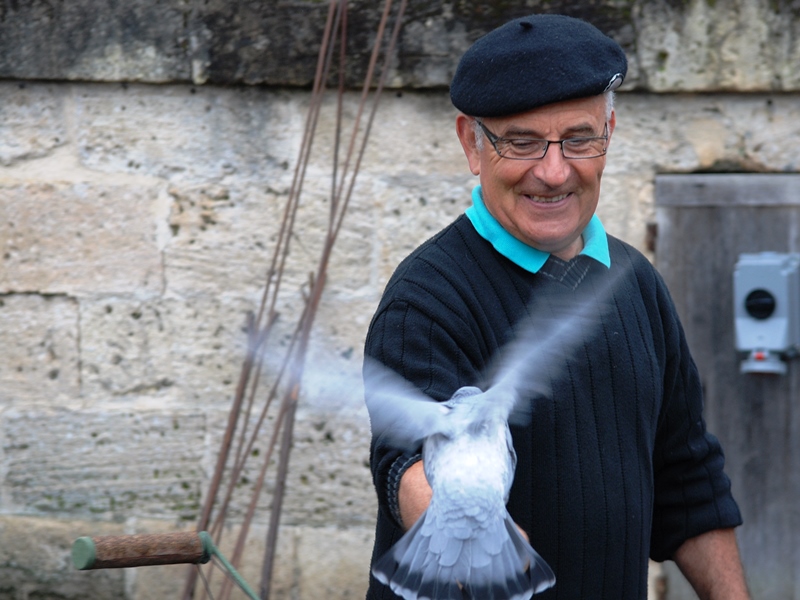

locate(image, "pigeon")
[[365, 364, 556, 600], [362, 305, 610, 599]]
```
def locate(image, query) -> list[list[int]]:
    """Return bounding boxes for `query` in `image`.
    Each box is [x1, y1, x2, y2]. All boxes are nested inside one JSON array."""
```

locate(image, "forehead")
[[483, 95, 607, 135]]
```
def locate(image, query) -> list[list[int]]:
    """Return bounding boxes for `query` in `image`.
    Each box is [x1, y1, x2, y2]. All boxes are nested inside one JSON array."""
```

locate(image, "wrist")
[[386, 452, 422, 528]]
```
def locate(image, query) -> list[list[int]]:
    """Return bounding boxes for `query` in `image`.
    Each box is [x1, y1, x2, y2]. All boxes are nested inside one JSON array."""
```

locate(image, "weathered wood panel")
[[655, 174, 800, 599]]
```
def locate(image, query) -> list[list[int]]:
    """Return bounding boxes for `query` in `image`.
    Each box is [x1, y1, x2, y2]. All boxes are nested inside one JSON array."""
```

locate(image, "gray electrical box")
[[733, 252, 800, 374]]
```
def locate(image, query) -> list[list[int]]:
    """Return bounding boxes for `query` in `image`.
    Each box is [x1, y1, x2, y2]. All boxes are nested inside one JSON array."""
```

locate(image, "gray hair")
[[472, 91, 615, 151]]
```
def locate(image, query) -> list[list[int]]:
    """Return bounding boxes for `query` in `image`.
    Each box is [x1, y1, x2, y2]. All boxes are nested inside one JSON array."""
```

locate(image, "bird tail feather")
[[372, 510, 555, 600]]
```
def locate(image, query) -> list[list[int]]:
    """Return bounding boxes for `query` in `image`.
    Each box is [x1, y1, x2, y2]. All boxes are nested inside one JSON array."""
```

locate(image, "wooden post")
[[654, 173, 800, 599]]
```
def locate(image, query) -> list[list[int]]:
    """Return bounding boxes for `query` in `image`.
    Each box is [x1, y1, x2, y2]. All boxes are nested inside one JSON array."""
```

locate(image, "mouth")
[[523, 192, 570, 204]]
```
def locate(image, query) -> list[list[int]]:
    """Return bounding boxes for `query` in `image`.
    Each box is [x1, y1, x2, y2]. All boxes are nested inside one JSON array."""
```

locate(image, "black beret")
[[450, 14, 627, 117]]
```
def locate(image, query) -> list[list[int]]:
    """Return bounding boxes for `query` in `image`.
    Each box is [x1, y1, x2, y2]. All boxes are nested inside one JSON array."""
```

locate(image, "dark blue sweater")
[[364, 214, 741, 599]]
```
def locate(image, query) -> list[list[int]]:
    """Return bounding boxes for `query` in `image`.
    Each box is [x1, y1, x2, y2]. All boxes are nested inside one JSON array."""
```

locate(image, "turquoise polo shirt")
[[465, 185, 611, 274]]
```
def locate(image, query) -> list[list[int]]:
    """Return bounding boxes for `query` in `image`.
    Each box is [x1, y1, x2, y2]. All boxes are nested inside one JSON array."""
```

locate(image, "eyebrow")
[[502, 123, 600, 138]]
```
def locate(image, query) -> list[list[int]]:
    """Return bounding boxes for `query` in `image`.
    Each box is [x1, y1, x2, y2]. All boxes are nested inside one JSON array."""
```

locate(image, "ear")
[[455, 114, 482, 176], [605, 109, 617, 147]]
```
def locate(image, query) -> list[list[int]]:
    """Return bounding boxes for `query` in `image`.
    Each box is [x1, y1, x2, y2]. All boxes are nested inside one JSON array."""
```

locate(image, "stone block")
[[112, 520, 307, 599], [596, 174, 654, 257], [300, 301, 374, 396], [79, 295, 255, 405], [78, 297, 178, 402], [363, 172, 473, 285], [296, 92, 475, 297], [294, 525, 373, 600], [164, 183, 285, 295], [0, 515, 125, 599], [280, 409, 374, 528], [724, 96, 800, 172], [0, 83, 66, 167], [0, 182, 163, 296], [180, 523, 373, 600], [0, 294, 80, 405], [73, 84, 303, 185], [2, 409, 206, 521], [268, 180, 377, 300], [162, 176, 376, 320], [311, 92, 467, 180], [0, 1, 191, 82], [636, 0, 800, 92], [125, 559, 194, 599], [612, 93, 800, 176], [189, 398, 374, 530]]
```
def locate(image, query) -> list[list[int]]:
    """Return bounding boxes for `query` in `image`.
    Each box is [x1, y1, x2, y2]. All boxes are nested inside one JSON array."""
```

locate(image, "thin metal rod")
[[217, 302, 312, 600], [185, 1, 406, 598], [256, 0, 406, 596], [202, 535, 261, 600], [259, 385, 300, 599], [255, 0, 341, 330], [333, 0, 408, 242], [182, 315, 260, 600]]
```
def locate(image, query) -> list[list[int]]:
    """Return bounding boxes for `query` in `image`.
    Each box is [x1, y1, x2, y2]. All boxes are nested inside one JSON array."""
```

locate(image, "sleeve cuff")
[[386, 452, 422, 528]]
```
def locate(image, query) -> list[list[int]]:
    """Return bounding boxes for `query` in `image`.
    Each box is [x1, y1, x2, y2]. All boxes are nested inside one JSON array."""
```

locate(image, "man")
[[364, 13, 749, 599]]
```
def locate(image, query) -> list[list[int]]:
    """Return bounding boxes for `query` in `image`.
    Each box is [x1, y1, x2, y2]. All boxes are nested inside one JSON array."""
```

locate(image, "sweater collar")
[[465, 185, 611, 274]]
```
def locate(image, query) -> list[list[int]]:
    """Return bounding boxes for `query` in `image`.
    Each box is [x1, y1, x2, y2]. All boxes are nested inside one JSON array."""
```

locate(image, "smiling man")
[[364, 14, 749, 600], [458, 94, 611, 261]]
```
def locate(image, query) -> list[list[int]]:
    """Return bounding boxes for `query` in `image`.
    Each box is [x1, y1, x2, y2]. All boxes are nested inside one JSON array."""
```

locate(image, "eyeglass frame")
[[475, 119, 610, 161]]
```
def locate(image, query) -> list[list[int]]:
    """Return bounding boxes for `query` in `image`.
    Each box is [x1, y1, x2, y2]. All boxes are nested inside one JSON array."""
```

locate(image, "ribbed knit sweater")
[[364, 214, 742, 599]]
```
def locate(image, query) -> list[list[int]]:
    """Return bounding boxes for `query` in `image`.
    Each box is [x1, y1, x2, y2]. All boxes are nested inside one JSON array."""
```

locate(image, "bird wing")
[[485, 263, 628, 426], [367, 268, 623, 442], [363, 358, 452, 450], [479, 301, 607, 428]]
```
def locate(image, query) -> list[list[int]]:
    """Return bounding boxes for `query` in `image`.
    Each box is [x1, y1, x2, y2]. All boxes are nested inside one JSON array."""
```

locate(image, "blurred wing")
[[363, 358, 451, 450], [488, 268, 625, 426], [488, 314, 590, 427]]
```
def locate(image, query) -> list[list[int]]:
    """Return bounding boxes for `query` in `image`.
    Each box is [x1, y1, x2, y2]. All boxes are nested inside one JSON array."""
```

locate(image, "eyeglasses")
[[475, 120, 609, 160]]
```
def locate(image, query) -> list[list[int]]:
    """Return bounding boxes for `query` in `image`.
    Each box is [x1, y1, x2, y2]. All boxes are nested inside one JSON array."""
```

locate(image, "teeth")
[[526, 193, 568, 203]]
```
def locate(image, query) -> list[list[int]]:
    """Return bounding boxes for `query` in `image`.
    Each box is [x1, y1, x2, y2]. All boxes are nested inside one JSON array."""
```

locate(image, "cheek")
[[574, 162, 605, 192], [485, 162, 529, 188], [590, 159, 606, 183]]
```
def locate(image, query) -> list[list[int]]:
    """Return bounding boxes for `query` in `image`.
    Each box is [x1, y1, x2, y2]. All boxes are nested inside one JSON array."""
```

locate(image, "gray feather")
[[363, 359, 452, 448]]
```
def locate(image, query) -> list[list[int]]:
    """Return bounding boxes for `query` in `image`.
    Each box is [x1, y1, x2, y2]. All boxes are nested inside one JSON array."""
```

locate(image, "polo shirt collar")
[[465, 185, 611, 274]]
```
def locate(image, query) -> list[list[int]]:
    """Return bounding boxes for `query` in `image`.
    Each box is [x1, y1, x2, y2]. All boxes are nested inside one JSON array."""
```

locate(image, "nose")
[[528, 143, 571, 187]]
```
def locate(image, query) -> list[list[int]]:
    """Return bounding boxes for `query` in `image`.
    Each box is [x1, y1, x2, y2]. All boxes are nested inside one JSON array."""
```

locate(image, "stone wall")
[[1, 1, 799, 599], [3, 0, 800, 91]]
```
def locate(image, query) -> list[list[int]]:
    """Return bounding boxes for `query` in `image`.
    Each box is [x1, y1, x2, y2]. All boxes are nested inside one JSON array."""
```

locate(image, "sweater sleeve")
[[649, 274, 743, 561]]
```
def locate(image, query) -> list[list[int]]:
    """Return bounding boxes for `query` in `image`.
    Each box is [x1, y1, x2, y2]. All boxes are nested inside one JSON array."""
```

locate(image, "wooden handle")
[[72, 531, 212, 570]]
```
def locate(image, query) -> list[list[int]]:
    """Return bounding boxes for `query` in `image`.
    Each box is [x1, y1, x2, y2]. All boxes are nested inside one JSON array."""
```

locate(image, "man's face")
[[456, 95, 615, 261]]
